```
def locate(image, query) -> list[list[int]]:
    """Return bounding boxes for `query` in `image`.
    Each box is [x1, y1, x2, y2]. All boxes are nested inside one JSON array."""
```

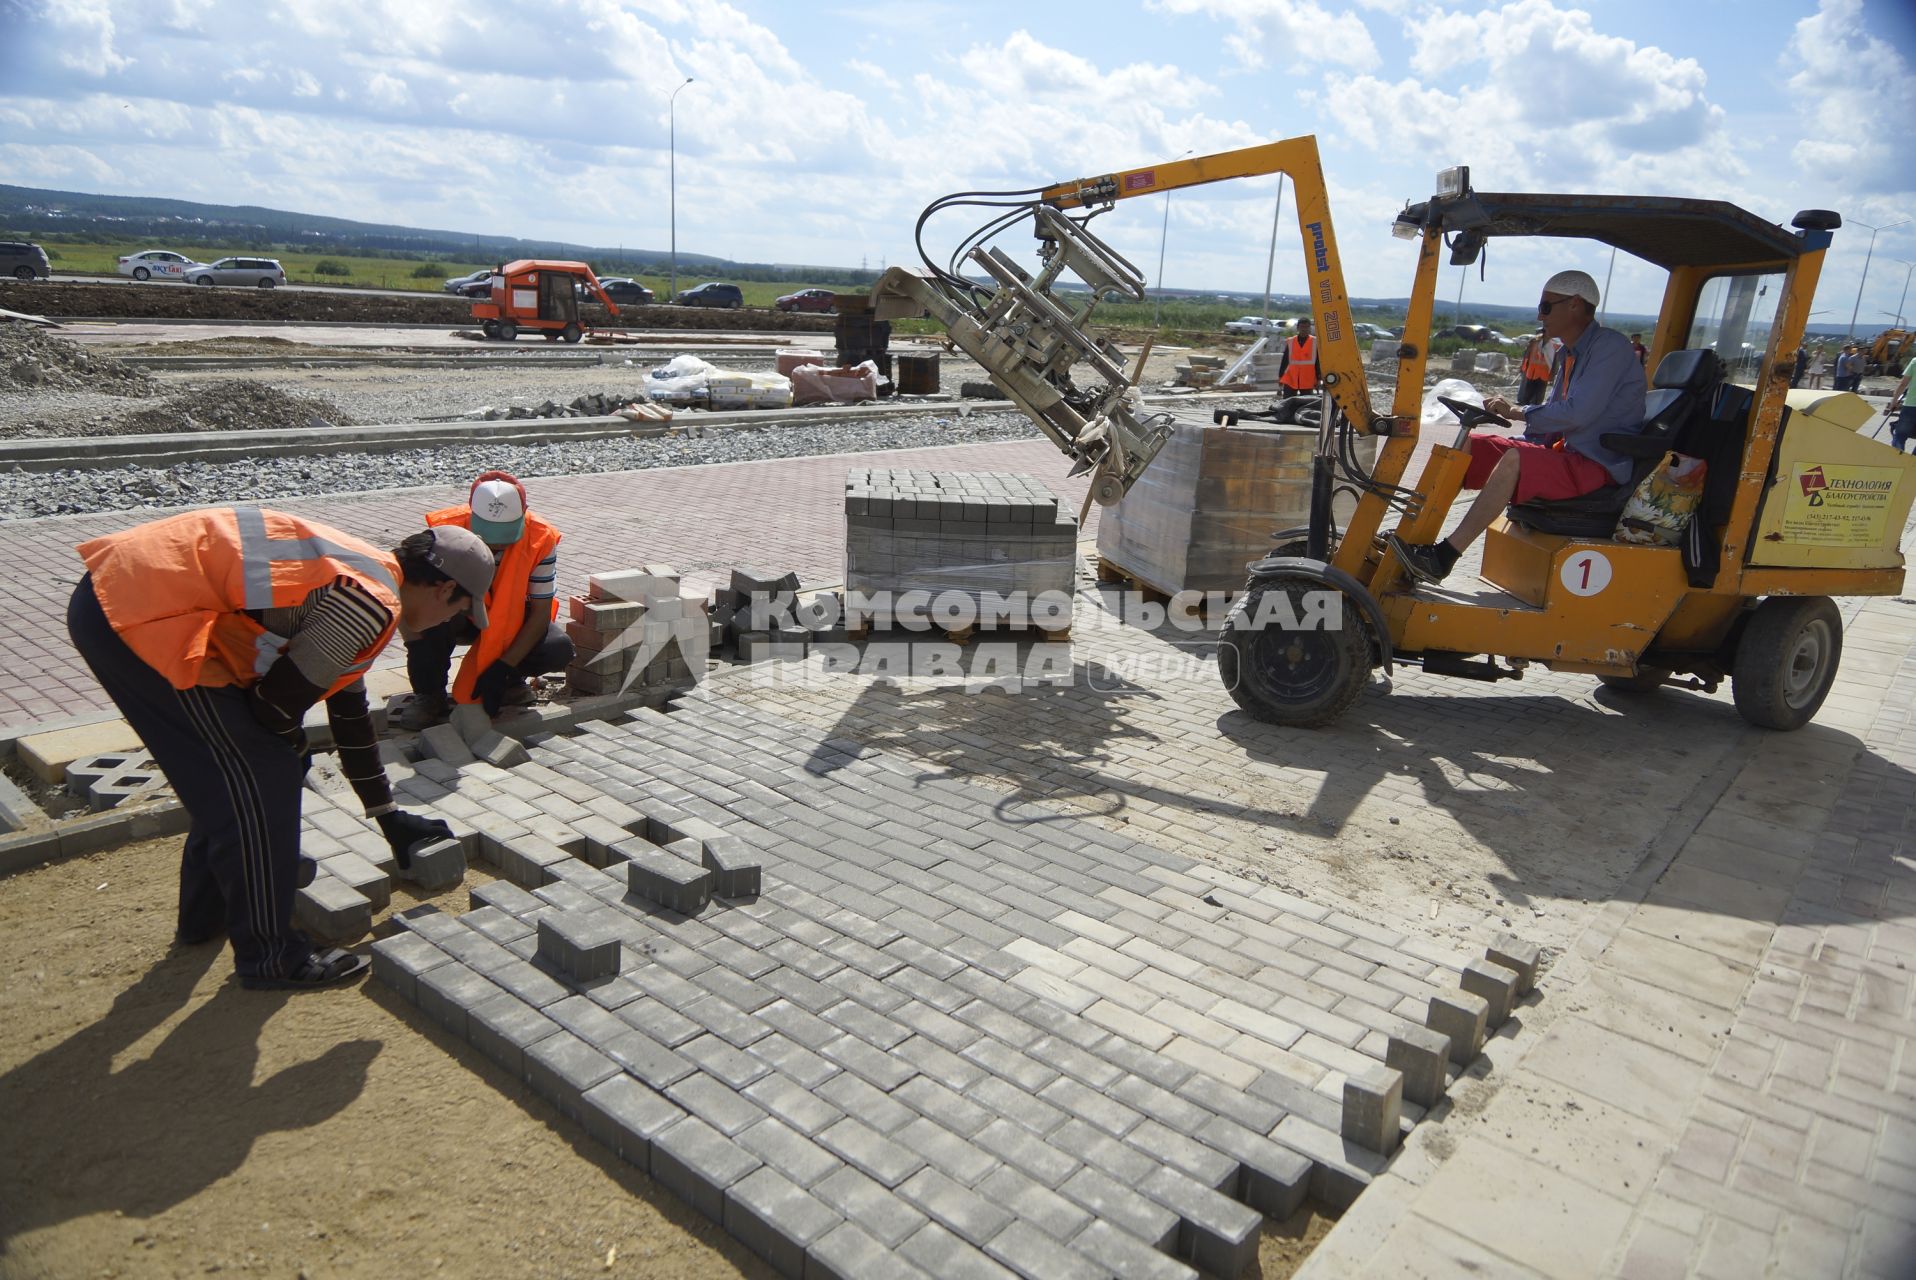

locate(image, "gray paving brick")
[[666, 1070, 770, 1137], [535, 909, 623, 982], [976, 1163, 1093, 1241], [1427, 989, 1491, 1065], [465, 990, 562, 1081], [1057, 1165, 1181, 1253], [470, 879, 543, 917], [651, 1115, 763, 1225], [545, 994, 630, 1048], [1487, 933, 1542, 995], [617, 995, 703, 1048], [679, 993, 771, 1048], [1071, 1220, 1200, 1280], [822, 965, 909, 1014], [818, 1116, 926, 1188], [747, 1032, 840, 1090], [819, 1033, 915, 1090], [1126, 1117, 1239, 1192], [895, 1075, 994, 1138], [892, 1034, 988, 1092], [812, 1166, 934, 1250], [898, 1222, 1020, 1280], [579, 1073, 683, 1167], [1179, 1071, 1288, 1135], [983, 1219, 1108, 1280], [896, 1115, 998, 1187], [417, 963, 499, 1040], [370, 932, 451, 1005], [488, 957, 571, 1008], [1040, 1074, 1146, 1139], [898, 1167, 1014, 1246], [734, 1116, 843, 1190], [681, 1032, 773, 1090], [742, 1071, 843, 1137], [526, 1031, 620, 1121], [972, 1115, 1079, 1187], [603, 1026, 696, 1091], [1139, 1162, 1263, 1278], [806, 1220, 935, 1280], [1196, 1114, 1311, 1218], [1386, 1023, 1452, 1108], [1052, 1117, 1157, 1185], [1342, 1063, 1404, 1155], [1270, 1113, 1385, 1213], [1459, 957, 1522, 1027]]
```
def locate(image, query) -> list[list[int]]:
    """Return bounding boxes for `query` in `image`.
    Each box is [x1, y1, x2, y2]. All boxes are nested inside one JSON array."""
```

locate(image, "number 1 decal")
[[1560, 550, 1613, 597]]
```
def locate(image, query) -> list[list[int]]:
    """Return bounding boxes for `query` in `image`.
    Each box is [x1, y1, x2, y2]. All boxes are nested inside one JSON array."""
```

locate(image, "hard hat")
[[1542, 269, 1600, 306]]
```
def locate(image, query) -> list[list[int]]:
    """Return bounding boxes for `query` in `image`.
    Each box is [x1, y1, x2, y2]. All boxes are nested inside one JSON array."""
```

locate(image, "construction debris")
[[0, 323, 157, 396], [111, 380, 358, 435]]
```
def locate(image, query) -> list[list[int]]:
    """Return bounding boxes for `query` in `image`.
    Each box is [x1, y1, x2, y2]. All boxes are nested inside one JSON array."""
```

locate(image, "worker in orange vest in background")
[[1277, 317, 1318, 392], [66, 509, 494, 988], [1518, 333, 1554, 405], [404, 471, 574, 726]]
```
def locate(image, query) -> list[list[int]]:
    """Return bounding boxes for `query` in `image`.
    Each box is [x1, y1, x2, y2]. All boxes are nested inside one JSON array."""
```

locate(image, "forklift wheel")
[[497, 321, 517, 342], [560, 322, 582, 344], [1217, 576, 1372, 728], [481, 320, 499, 339], [1731, 596, 1842, 730]]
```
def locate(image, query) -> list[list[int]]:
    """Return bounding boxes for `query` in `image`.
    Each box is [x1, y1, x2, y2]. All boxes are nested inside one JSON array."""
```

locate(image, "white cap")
[[1542, 269, 1600, 307], [468, 471, 527, 545]]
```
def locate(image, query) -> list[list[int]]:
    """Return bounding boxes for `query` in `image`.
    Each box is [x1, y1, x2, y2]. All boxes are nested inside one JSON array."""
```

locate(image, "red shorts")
[[1463, 433, 1614, 503]]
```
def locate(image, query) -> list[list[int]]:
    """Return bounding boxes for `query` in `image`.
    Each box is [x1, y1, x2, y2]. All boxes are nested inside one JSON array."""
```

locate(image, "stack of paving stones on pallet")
[[718, 566, 842, 664], [565, 567, 709, 697], [844, 469, 1077, 635], [368, 696, 1545, 1279], [64, 749, 167, 811]]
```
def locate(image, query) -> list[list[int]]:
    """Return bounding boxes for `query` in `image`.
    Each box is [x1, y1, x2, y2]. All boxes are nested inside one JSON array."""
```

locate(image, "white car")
[[116, 250, 201, 282], [1224, 315, 1293, 335]]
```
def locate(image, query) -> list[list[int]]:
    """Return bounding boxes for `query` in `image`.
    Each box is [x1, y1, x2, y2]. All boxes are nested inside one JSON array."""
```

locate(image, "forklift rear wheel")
[[481, 320, 499, 339], [497, 321, 517, 342], [1597, 668, 1669, 693], [1217, 576, 1372, 728], [1731, 596, 1842, 730], [560, 322, 582, 344]]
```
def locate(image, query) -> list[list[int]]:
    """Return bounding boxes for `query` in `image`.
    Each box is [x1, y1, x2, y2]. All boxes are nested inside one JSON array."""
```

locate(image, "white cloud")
[[1781, 0, 1916, 202], [1147, 0, 1381, 72], [43, 0, 133, 76]]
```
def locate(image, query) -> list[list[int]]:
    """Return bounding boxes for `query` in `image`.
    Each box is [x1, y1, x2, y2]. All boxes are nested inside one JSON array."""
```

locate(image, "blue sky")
[[2, 0, 1912, 323]]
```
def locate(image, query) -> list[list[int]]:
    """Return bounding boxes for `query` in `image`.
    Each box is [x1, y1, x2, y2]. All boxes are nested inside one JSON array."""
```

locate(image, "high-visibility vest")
[[77, 507, 400, 695], [426, 506, 562, 704], [1521, 339, 1552, 381], [1279, 335, 1317, 390]]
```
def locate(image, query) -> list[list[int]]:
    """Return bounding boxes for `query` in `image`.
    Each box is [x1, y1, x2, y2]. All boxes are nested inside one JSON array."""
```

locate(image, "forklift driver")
[[1389, 269, 1648, 585]]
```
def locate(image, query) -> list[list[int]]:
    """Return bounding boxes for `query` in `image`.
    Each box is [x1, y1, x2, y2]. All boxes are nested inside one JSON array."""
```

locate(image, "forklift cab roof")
[[1403, 190, 1840, 271]]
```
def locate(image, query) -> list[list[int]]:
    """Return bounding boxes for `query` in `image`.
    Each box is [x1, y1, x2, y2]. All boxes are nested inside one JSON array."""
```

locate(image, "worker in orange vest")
[[1517, 333, 1553, 405], [403, 471, 574, 725], [67, 509, 495, 989], [1277, 318, 1318, 392]]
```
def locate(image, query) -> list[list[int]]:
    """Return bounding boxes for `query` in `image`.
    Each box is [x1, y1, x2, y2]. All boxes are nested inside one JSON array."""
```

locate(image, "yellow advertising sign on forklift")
[[1752, 389, 1916, 568]]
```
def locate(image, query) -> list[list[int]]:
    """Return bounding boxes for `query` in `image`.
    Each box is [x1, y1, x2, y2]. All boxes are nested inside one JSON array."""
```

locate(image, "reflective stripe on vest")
[[1279, 335, 1317, 390], [77, 507, 401, 693], [425, 505, 562, 704]]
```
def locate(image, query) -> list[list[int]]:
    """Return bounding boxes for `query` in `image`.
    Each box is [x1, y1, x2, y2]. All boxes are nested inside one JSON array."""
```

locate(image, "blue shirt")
[[1520, 322, 1648, 484]]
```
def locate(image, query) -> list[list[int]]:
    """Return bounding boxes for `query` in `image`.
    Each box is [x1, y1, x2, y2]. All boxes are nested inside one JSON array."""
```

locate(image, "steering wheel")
[[1437, 395, 1511, 430]]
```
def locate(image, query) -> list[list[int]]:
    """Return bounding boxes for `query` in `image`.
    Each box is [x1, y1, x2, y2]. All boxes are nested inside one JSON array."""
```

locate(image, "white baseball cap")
[[468, 471, 527, 545], [1542, 269, 1600, 307]]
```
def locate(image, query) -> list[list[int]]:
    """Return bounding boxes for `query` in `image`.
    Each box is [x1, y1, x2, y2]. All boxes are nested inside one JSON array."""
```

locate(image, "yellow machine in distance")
[[878, 136, 1915, 731]]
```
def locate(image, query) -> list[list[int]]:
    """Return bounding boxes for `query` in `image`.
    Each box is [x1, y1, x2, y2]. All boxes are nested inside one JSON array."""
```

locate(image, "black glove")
[[377, 810, 455, 867], [472, 661, 518, 717]]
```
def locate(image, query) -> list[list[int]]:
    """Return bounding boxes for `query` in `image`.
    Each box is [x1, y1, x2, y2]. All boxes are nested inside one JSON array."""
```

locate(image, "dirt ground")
[[0, 836, 1333, 1279]]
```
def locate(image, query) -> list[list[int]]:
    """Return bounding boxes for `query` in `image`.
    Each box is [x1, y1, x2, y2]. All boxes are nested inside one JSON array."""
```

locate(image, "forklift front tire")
[[481, 320, 499, 339], [1731, 596, 1842, 730], [1217, 576, 1373, 728], [497, 321, 517, 342], [561, 322, 582, 344]]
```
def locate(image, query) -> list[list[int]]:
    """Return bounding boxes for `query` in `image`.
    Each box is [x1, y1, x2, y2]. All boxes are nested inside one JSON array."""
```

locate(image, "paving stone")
[[536, 909, 622, 981], [621, 839, 714, 914], [1387, 1023, 1453, 1108], [369, 931, 452, 1005], [417, 963, 501, 1041], [651, 1115, 764, 1225], [1489, 934, 1543, 996], [976, 1163, 1093, 1241], [897, 1167, 1014, 1246], [666, 1071, 770, 1137], [1057, 1165, 1181, 1253], [735, 1116, 843, 1189], [449, 702, 493, 746], [472, 729, 532, 769], [418, 722, 477, 766], [1342, 1063, 1405, 1156], [322, 851, 391, 912], [702, 834, 762, 898], [897, 1222, 1020, 1280], [579, 1073, 684, 1167], [1070, 1220, 1201, 1280], [467, 991, 562, 1081], [1194, 1114, 1311, 1218], [294, 876, 372, 945], [983, 1218, 1109, 1280], [807, 1220, 935, 1280], [396, 837, 467, 891], [526, 1031, 620, 1121], [1428, 989, 1492, 1066], [1460, 957, 1522, 1028], [818, 1116, 926, 1188]]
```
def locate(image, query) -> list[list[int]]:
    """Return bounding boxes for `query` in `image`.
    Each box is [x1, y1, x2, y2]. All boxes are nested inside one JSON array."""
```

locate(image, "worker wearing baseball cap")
[[66, 510, 495, 989], [1390, 268, 1648, 585], [403, 470, 574, 725]]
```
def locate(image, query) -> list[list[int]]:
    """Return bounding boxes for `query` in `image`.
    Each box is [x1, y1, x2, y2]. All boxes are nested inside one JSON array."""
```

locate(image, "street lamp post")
[[1846, 216, 1909, 338], [669, 76, 694, 304], [1889, 259, 1916, 329], [1152, 150, 1193, 329]]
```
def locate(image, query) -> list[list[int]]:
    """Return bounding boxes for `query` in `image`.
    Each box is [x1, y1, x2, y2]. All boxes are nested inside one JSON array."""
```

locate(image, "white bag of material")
[[1422, 378, 1483, 428], [791, 360, 880, 406]]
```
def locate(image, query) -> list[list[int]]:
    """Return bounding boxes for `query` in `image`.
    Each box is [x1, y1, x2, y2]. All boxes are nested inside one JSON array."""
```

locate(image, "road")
[[55, 272, 441, 301]]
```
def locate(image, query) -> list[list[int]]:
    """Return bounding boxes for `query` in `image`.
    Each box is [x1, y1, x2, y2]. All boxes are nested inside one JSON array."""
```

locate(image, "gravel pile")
[[0, 323, 157, 396], [0, 409, 1052, 520], [112, 380, 358, 435]]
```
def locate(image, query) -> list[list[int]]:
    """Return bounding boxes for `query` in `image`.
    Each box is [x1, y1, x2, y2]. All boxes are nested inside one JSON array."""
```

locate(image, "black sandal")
[[240, 947, 370, 990]]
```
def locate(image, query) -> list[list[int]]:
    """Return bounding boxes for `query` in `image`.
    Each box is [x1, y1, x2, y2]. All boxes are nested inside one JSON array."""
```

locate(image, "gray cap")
[[421, 524, 495, 628]]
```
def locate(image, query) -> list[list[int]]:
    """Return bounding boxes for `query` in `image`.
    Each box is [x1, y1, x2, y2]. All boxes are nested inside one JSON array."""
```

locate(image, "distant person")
[[403, 471, 572, 727], [1630, 333, 1649, 367], [1888, 362, 1915, 454], [1277, 317, 1318, 392], [1389, 269, 1646, 586], [1791, 345, 1808, 388], [1836, 345, 1862, 392], [1517, 333, 1552, 406], [1807, 345, 1828, 389], [67, 511, 492, 989]]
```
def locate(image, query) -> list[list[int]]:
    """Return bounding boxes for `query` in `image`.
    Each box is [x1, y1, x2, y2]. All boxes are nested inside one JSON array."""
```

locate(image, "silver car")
[[188, 256, 286, 288]]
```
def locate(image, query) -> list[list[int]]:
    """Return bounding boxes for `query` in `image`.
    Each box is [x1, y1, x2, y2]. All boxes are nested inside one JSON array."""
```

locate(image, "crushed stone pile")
[[472, 390, 654, 420], [112, 380, 359, 436], [0, 323, 158, 396]]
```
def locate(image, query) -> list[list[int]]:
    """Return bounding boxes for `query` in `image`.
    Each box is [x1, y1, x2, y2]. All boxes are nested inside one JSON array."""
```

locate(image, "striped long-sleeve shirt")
[[249, 577, 397, 815]]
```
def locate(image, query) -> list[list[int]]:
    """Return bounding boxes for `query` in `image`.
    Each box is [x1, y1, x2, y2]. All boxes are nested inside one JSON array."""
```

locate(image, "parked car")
[[776, 287, 836, 314], [116, 249, 201, 282], [1223, 315, 1291, 335], [0, 241, 52, 281], [188, 256, 286, 288], [444, 268, 494, 297], [580, 277, 654, 305], [675, 282, 743, 308], [1350, 322, 1398, 341]]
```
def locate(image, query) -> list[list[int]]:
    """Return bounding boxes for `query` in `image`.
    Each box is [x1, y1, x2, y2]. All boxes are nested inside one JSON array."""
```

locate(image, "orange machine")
[[471, 260, 617, 342]]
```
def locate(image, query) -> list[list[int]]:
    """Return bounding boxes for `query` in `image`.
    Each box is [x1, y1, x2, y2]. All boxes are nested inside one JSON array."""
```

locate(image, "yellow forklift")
[[872, 135, 1916, 731]]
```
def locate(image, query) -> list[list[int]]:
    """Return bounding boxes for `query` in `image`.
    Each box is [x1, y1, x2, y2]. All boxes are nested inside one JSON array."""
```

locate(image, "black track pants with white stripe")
[[67, 575, 311, 980]]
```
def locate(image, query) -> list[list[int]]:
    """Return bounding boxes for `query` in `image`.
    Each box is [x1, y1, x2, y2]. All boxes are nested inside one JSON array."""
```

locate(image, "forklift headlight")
[[1435, 166, 1470, 199], [1391, 216, 1420, 241]]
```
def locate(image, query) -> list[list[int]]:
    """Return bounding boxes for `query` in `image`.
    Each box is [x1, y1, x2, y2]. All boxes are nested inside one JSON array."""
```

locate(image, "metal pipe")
[[1261, 174, 1287, 324]]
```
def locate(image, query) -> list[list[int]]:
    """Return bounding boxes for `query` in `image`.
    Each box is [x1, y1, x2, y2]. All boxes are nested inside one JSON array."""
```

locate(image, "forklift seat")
[[1506, 348, 1724, 538]]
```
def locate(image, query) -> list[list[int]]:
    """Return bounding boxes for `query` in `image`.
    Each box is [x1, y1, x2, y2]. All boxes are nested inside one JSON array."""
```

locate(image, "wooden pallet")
[[1093, 553, 1237, 617]]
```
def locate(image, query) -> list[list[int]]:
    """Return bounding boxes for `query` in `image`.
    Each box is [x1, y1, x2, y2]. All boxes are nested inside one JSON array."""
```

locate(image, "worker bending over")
[[1390, 269, 1647, 585], [405, 471, 573, 725], [68, 509, 495, 989]]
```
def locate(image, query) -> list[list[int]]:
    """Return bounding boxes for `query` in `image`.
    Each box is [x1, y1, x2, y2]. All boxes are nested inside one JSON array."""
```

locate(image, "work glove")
[[376, 809, 455, 868], [472, 661, 518, 717]]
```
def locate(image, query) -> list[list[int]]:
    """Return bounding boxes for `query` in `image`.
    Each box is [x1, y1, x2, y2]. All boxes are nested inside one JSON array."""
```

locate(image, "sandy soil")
[[0, 835, 1333, 1279]]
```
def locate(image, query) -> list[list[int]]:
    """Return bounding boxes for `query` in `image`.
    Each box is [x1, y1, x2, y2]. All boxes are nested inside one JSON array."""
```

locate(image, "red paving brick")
[[0, 438, 1099, 731]]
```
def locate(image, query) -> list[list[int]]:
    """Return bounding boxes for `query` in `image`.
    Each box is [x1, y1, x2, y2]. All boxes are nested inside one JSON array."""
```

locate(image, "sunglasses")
[[1537, 295, 1579, 315]]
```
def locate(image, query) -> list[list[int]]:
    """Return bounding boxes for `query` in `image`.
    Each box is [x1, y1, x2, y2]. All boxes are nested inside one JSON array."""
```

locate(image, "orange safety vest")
[[77, 507, 401, 695], [1279, 334, 1318, 391], [1521, 339, 1552, 381], [426, 505, 561, 705]]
